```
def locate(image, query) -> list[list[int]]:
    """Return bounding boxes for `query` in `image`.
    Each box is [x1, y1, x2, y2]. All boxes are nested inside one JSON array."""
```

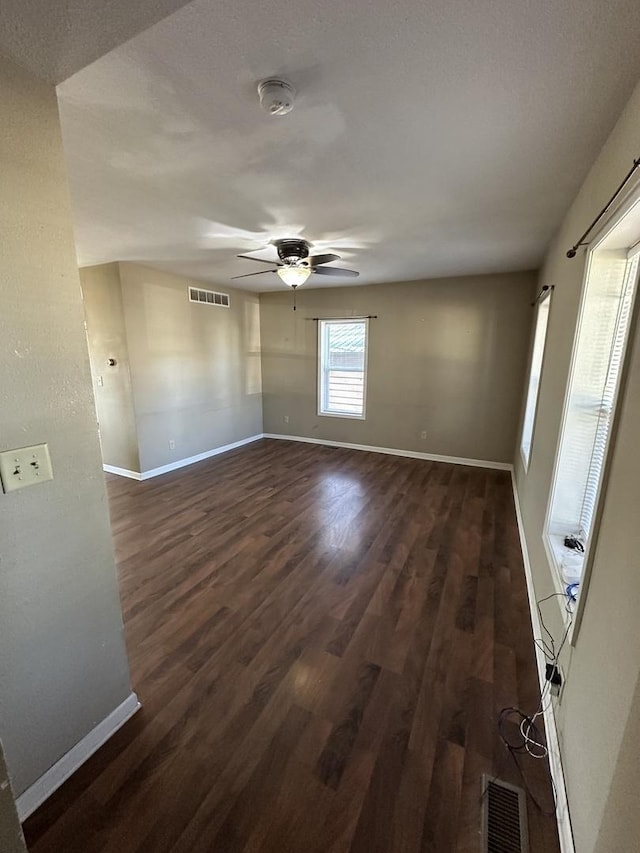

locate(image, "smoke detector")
[[258, 79, 296, 116]]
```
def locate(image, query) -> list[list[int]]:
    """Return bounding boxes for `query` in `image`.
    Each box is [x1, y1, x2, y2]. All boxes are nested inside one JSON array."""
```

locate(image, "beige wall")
[[594, 668, 640, 853], [0, 58, 132, 795], [80, 263, 140, 471], [113, 263, 262, 473], [260, 272, 535, 463], [513, 79, 640, 852]]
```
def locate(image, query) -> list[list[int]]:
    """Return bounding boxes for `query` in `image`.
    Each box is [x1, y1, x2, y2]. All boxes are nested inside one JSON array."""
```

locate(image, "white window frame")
[[543, 187, 640, 639], [317, 318, 369, 420], [520, 288, 552, 471]]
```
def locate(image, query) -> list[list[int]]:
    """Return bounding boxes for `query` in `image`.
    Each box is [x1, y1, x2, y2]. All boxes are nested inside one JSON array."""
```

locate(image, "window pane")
[[521, 293, 551, 468], [319, 320, 367, 417], [579, 253, 638, 537], [547, 248, 639, 581]]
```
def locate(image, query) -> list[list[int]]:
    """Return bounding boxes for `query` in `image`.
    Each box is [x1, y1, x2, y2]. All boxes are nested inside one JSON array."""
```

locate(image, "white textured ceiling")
[[0, 0, 193, 83], [57, 0, 640, 290]]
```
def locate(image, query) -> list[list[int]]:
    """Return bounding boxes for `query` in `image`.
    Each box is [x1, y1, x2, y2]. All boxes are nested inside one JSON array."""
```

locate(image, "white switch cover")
[[0, 444, 54, 493]]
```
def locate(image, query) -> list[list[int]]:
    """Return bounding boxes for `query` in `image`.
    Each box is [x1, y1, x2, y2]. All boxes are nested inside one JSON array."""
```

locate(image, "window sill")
[[543, 532, 582, 626], [317, 411, 366, 420], [545, 533, 584, 582]]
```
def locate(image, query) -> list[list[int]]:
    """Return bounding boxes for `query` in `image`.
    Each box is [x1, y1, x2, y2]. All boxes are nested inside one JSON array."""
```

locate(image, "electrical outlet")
[[284, 415, 290, 424], [554, 666, 565, 701], [420, 430, 427, 439], [169, 439, 176, 450], [546, 663, 564, 700], [0, 444, 54, 493]]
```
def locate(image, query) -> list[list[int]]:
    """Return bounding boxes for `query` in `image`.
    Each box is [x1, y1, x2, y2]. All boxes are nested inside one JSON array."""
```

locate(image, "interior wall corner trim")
[[16, 692, 141, 822], [510, 470, 575, 853], [262, 433, 512, 470]]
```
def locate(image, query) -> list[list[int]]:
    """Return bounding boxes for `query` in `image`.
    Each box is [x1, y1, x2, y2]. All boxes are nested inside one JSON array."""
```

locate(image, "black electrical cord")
[[563, 535, 584, 553], [498, 713, 558, 818], [491, 593, 573, 818]]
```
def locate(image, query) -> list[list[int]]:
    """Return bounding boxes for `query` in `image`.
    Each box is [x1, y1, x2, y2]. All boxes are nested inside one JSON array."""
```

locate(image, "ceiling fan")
[[232, 239, 359, 288]]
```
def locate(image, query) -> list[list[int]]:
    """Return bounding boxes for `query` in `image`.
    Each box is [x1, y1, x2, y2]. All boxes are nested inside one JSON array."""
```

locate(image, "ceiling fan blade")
[[313, 267, 359, 277], [231, 269, 277, 279], [237, 254, 278, 265], [308, 253, 341, 266]]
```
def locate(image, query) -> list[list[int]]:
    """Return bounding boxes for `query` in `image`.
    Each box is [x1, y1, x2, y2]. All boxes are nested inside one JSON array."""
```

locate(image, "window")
[[520, 289, 551, 470], [545, 222, 640, 588], [318, 319, 369, 418]]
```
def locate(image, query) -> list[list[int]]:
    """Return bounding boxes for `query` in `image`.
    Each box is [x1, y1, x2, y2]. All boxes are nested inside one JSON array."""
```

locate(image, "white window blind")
[[547, 248, 639, 580], [520, 291, 551, 470], [579, 254, 637, 537], [318, 319, 368, 418]]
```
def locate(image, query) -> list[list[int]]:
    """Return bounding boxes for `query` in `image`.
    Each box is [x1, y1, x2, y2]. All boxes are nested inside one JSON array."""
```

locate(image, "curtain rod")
[[531, 284, 554, 307], [306, 315, 378, 321], [567, 157, 640, 258]]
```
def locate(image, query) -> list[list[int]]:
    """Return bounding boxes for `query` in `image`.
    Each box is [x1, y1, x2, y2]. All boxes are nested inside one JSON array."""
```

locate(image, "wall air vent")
[[188, 287, 230, 308], [481, 775, 529, 853]]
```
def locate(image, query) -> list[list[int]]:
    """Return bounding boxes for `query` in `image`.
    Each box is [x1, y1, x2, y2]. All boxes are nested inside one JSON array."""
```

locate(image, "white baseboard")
[[263, 433, 512, 470], [103, 464, 142, 480], [103, 434, 264, 481], [511, 471, 575, 853], [16, 692, 140, 821], [105, 433, 510, 479]]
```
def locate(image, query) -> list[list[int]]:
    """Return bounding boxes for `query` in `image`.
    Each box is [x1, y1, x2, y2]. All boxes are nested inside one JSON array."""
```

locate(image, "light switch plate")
[[0, 444, 54, 493]]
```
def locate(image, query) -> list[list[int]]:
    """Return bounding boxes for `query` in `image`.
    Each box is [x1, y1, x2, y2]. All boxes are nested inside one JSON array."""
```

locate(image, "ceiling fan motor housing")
[[258, 79, 296, 116], [275, 238, 309, 265], [232, 240, 358, 281]]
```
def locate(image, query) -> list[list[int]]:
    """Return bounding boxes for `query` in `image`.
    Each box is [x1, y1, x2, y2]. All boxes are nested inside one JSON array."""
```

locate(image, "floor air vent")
[[481, 775, 529, 853], [188, 286, 230, 307]]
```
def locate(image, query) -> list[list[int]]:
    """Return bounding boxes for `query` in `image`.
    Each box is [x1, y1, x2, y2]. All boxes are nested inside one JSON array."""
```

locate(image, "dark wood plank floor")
[[23, 439, 560, 852]]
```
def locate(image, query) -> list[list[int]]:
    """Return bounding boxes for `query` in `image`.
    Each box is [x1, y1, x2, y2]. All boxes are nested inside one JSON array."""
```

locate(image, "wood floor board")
[[23, 440, 560, 853], [454, 746, 490, 853], [420, 737, 466, 853]]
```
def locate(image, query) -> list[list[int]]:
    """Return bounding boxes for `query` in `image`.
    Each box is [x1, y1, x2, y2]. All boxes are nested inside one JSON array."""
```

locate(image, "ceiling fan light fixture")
[[277, 265, 311, 287]]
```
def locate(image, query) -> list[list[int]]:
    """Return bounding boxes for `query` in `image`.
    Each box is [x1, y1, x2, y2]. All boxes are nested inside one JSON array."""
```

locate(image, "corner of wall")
[[509, 75, 640, 853], [79, 262, 141, 472], [0, 55, 133, 799]]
